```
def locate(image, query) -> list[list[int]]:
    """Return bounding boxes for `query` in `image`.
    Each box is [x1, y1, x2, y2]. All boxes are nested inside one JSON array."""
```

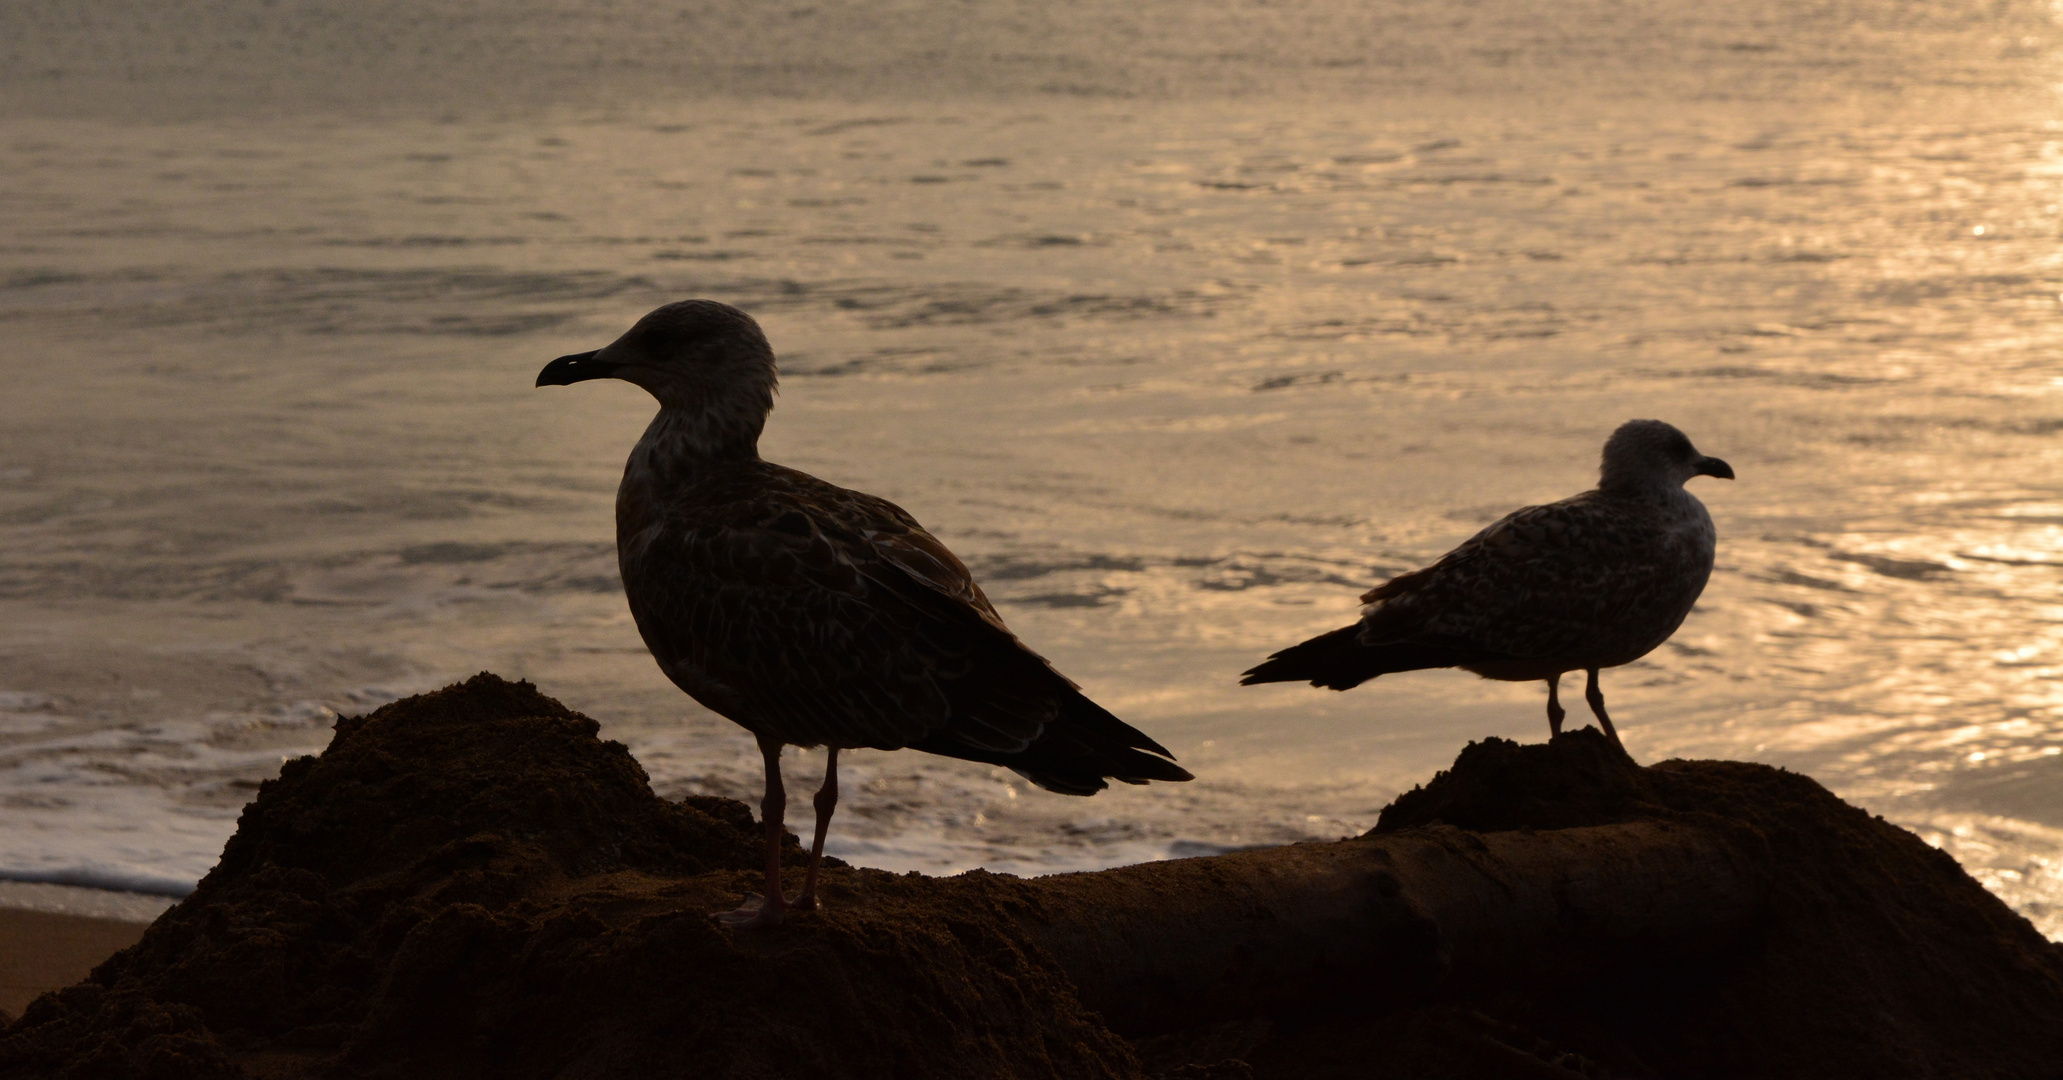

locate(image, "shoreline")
[[0, 882, 181, 923]]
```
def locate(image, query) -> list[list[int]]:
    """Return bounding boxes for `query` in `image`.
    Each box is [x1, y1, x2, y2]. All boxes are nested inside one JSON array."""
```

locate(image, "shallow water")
[[2, 0, 2061, 936]]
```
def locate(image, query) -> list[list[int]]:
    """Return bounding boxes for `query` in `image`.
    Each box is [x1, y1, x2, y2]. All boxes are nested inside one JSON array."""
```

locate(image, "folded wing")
[[1244, 493, 1706, 688], [622, 473, 1191, 795]]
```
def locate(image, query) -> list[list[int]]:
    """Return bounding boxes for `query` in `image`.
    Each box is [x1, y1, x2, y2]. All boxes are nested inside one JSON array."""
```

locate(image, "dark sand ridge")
[[3, 674, 2060, 1078]]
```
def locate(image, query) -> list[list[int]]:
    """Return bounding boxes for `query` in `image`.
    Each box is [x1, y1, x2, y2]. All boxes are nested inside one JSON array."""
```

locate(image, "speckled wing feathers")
[[1243, 487, 1715, 689], [1361, 491, 1711, 666], [619, 463, 1187, 793]]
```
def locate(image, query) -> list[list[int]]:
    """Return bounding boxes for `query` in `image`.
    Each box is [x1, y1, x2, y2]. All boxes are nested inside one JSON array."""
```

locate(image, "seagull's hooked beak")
[[535, 350, 623, 387], [1695, 455, 1735, 480]]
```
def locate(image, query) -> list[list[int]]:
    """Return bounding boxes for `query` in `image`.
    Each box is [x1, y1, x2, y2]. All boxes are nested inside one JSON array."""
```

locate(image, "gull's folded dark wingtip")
[[1239, 648, 1310, 686], [536, 350, 613, 387], [1111, 752, 1195, 786]]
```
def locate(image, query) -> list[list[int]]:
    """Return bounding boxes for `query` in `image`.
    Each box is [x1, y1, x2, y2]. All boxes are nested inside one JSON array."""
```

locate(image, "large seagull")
[[538, 300, 1191, 927], [1241, 420, 1732, 749]]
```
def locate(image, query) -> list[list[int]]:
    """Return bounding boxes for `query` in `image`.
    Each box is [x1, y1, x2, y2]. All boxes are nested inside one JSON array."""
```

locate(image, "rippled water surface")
[[2, 0, 2061, 934]]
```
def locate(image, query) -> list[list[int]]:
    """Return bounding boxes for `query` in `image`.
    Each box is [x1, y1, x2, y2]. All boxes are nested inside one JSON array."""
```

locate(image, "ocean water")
[[2, 0, 2061, 936]]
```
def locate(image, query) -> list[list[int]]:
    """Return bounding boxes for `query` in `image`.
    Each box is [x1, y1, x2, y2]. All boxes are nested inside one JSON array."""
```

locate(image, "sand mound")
[[3, 675, 2060, 1079], [1364, 733, 2063, 1078], [0, 675, 1130, 1079]]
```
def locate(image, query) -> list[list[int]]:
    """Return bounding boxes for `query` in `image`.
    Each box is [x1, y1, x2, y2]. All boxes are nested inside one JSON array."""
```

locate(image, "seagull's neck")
[[1600, 476, 1702, 511], [629, 406, 765, 480]]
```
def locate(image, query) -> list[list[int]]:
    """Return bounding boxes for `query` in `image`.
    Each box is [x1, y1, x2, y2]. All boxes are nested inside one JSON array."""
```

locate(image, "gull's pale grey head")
[[537, 300, 779, 454], [1598, 419, 1734, 493]]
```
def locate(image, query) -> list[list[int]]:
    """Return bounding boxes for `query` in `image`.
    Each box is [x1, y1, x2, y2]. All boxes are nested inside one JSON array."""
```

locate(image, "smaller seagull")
[[1241, 420, 1732, 750], [538, 300, 1192, 928]]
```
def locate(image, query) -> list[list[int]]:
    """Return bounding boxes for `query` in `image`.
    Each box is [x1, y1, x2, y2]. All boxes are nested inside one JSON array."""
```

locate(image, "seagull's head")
[[537, 300, 779, 452], [1599, 419, 1734, 493]]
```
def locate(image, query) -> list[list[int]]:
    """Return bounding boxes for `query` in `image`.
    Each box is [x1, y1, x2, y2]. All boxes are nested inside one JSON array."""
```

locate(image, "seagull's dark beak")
[[1695, 455, 1735, 480], [536, 350, 621, 387]]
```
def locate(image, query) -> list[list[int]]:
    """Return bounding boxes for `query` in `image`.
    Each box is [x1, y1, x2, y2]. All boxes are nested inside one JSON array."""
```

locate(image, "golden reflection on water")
[[2, 83, 2063, 930]]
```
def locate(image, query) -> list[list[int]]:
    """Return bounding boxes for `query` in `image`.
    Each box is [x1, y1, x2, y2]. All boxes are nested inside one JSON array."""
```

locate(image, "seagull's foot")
[[791, 891, 821, 913], [715, 892, 786, 929]]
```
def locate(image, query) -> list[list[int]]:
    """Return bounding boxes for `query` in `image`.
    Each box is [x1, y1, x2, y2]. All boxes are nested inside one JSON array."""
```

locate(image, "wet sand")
[[0, 884, 177, 1022], [0, 910, 148, 1021]]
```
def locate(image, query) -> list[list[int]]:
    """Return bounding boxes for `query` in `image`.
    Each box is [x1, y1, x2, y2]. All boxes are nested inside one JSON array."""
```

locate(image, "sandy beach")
[[0, 909, 149, 1021], [0, 882, 173, 1019]]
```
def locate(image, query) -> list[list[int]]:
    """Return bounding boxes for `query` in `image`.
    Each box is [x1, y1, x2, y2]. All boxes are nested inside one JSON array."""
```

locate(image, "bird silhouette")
[[1242, 420, 1732, 750], [538, 300, 1191, 927]]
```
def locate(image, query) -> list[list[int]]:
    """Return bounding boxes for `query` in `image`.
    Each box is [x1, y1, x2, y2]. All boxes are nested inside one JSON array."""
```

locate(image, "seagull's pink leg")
[[1584, 667, 1624, 750], [719, 734, 788, 928], [1545, 673, 1566, 737], [794, 747, 839, 912]]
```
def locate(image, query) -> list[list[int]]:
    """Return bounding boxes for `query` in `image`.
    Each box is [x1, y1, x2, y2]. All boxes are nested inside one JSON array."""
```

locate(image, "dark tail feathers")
[[1241, 624, 1484, 691], [913, 689, 1192, 797]]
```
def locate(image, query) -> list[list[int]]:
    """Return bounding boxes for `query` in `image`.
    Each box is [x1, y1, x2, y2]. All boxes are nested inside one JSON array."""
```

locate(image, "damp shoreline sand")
[[0, 908, 154, 1022], [0, 883, 174, 1018]]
